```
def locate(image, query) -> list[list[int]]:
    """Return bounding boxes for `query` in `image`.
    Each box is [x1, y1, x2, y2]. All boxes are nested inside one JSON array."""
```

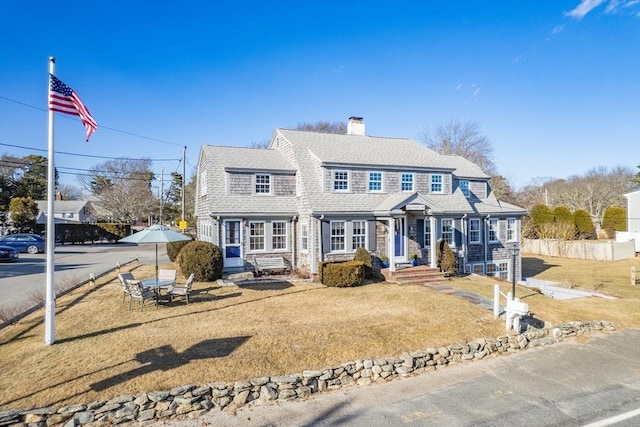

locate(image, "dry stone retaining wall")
[[0, 320, 615, 426]]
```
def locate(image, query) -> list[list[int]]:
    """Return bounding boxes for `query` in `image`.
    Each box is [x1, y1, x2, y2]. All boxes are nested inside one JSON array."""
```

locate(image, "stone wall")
[[0, 320, 614, 426]]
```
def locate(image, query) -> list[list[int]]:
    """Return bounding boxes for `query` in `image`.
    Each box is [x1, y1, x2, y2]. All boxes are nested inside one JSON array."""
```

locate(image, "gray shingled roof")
[[36, 200, 90, 214]]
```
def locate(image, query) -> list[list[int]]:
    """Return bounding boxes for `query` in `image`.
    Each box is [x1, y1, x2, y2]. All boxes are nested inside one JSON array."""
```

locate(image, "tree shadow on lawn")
[[90, 336, 251, 391], [235, 279, 294, 291], [521, 256, 559, 278]]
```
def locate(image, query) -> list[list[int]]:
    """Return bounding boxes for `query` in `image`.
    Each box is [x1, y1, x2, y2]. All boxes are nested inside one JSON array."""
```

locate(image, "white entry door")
[[393, 217, 407, 263], [223, 219, 243, 268]]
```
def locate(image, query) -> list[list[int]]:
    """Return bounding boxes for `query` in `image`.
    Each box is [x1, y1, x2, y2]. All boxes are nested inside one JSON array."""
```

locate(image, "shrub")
[[436, 239, 457, 276], [529, 204, 554, 225], [573, 209, 595, 239], [318, 260, 365, 287], [353, 247, 373, 278], [553, 206, 572, 223], [167, 240, 193, 262], [177, 241, 223, 281], [602, 206, 627, 232]]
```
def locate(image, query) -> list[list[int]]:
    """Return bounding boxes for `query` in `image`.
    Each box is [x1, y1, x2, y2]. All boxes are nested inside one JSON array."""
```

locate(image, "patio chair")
[[168, 273, 195, 305], [158, 268, 177, 285], [117, 272, 139, 303], [128, 281, 158, 311]]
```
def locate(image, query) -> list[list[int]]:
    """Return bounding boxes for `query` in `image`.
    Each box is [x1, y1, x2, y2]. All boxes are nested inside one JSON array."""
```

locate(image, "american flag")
[[49, 74, 97, 141]]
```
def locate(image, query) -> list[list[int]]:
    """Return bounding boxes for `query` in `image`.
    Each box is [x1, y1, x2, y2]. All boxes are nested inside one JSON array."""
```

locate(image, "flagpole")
[[45, 56, 56, 345]]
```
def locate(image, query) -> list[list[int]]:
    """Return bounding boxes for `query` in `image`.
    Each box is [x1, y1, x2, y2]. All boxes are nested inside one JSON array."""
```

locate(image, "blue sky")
[[0, 0, 638, 191]]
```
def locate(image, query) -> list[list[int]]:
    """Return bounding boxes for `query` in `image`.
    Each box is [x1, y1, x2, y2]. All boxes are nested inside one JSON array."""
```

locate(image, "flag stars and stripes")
[[48, 74, 97, 141]]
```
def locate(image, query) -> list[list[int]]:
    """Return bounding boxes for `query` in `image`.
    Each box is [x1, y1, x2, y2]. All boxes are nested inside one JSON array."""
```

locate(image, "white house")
[[36, 200, 95, 224]]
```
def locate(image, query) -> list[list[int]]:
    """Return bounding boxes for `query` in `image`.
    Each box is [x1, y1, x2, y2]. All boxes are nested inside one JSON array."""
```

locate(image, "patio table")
[[141, 279, 175, 303]]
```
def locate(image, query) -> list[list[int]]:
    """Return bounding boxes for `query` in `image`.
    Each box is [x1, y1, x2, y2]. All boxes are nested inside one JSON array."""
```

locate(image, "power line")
[[0, 142, 180, 162], [0, 95, 184, 147]]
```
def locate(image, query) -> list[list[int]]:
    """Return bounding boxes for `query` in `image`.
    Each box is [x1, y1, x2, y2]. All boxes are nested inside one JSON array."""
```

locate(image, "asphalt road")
[[169, 329, 640, 427], [0, 243, 169, 313]]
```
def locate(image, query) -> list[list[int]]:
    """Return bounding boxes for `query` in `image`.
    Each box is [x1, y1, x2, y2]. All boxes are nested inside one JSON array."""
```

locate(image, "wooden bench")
[[254, 257, 289, 276]]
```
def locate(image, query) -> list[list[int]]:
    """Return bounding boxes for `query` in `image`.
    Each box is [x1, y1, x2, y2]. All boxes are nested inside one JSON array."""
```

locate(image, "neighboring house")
[[616, 190, 640, 252], [36, 200, 96, 224], [195, 117, 527, 281]]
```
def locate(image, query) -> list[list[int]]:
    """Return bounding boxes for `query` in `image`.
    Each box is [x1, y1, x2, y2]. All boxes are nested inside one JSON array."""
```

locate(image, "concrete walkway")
[[423, 282, 504, 313]]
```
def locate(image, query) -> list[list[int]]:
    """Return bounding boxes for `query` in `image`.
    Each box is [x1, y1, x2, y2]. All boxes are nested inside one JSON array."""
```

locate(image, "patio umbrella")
[[119, 224, 192, 280]]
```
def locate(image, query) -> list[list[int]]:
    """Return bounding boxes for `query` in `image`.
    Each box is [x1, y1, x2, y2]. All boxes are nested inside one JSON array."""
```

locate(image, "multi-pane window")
[[272, 221, 287, 250], [460, 180, 470, 198], [473, 264, 484, 274], [431, 174, 443, 193], [489, 262, 509, 279], [352, 220, 367, 249], [488, 218, 499, 242], [442, 219, 454, 245], [368, 172, 383, 192], [401, 173, 414, 192], [255, 174, 271, 194], [333, 170, 349, 191], [424, 220, 431, 247], [331, 221, 346, 251], [249, 222, 265, 251], [469, 218, 481, 244], [301, 223, 308, 251], [507, 218, 517, 242]]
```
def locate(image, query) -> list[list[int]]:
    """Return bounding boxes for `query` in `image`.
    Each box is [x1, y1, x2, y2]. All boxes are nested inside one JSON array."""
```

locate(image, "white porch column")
[[388, 218, 396, 272], [310, 218, 317, 274], [430, 216, 437, 267]]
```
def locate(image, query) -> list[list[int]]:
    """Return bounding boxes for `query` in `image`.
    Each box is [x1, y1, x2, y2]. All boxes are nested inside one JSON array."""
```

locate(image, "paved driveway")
[[0, 243, 169, 313]]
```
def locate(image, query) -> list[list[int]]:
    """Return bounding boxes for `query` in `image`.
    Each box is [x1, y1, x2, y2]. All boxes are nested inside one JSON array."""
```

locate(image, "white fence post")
[[493, 284, 500, 318]]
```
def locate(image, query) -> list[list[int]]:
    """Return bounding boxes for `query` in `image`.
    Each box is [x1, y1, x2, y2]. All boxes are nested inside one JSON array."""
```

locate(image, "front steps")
[[381, 265, 445, 285]]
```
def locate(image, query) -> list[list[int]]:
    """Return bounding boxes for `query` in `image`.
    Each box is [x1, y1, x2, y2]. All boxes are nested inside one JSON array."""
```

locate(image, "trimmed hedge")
[[318, 260, 365, 287], [167, 240, 193, 262], [177, 241, 223, 281], [353, 247, 373, 278]]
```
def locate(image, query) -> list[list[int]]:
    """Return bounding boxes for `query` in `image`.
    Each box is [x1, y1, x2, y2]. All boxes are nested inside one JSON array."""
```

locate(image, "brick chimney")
[[347, 117, 365, 136]]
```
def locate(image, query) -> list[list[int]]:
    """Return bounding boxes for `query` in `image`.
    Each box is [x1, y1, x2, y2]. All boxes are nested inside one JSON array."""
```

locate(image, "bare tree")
[[420, 120, 497, 175], [296, 121, 347, 134], [78, 158, 157, 223]]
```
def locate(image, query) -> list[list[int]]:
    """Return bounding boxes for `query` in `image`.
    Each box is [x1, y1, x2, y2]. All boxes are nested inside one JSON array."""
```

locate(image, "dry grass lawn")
[[1, 253, 638, 411]]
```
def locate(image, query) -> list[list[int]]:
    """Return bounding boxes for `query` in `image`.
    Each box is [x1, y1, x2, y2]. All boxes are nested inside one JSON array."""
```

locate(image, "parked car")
[[0, 233, 46, 254], [0, 245, 19, 262]]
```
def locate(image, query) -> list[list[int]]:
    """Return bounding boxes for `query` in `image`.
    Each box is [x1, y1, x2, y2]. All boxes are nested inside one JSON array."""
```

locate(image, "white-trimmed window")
[[401, 173, 414, 192], [469, 218, 481, 244], [472, 264, 484, 274], [333, 170, 349, 192], [460, 180, 470, 198], [487, 262, 508, 279], [441, 218, 454, 245], [368, 172, 383, 192], [331, 221, 346, 251], [431, 174, 443, 193], [352, 220, 367, 249], [272, 221, 287, 250], [424, 220, 431, 247], [488, 218, 499, 243], [301, 223, 308, 252], [199, 170, 207, 196], [249, 222, 265, 251], [255, 174, 271, 194], [507, 218, 517, 242]]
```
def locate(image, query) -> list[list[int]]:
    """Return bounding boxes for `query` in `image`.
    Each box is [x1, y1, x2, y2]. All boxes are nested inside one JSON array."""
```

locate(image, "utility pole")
[[182, 146, 186, 225], [159, 168, 164, 225]]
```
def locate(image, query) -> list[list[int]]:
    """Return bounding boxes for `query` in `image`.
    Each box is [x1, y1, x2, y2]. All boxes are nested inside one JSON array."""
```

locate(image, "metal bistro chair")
[[168, 273, 195, 305], [117, 272, 139, 303], [128, 281, 158, 311], [157, 268, 177, 286]]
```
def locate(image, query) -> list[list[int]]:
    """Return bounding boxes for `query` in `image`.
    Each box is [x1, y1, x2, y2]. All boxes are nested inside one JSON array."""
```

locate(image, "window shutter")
[[321, 221, 331, 256]]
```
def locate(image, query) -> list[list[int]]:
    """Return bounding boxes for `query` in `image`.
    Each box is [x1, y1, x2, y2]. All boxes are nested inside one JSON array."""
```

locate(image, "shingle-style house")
[[36, 200, 95, 224], [195, 117, 527, 281]]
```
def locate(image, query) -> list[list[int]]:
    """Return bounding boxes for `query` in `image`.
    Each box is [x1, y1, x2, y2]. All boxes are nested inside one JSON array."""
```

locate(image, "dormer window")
[[460, 180, 470, 198], [401, 173, 414, 192], [333, 170, 349, 192], [255, 174, 271, 194], [431, 174, 443, 193]]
